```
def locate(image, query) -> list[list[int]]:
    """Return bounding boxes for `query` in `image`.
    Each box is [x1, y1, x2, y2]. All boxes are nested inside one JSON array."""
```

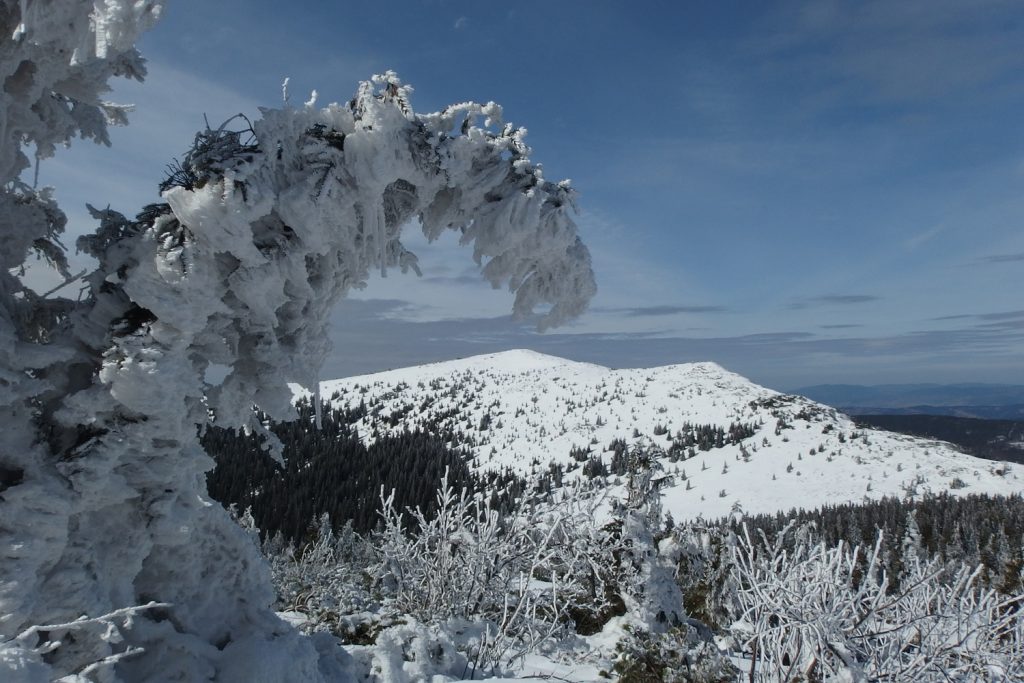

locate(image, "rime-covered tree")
[[0, 2, 596, 679]]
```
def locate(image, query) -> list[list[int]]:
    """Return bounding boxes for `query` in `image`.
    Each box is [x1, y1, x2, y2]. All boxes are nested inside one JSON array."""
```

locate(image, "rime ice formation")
[[0, 1, 596, 678], [1, 1, 165, 679]]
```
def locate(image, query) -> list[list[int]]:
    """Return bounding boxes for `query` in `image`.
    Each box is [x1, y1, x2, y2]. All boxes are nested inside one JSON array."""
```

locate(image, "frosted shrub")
[[673, 522, 738, 631], [265, 516, 378, 641], [731, 524, 1024, 682], [373, 474, 622, 675], [606, 450, 739, 682]]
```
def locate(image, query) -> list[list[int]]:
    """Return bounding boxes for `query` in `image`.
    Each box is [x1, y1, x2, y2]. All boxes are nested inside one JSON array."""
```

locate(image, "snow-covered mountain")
[[316, 349, 1022, 521]]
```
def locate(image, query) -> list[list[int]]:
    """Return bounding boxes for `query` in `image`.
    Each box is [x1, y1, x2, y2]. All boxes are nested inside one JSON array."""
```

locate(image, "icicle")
[[94, 6, 109, 59]]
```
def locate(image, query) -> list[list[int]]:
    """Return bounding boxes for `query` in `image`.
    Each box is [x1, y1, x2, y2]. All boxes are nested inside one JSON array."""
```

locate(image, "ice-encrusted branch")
[[2, 14, 595, 677], [2, 602, 170, 681], [11, 601, 171, 647]]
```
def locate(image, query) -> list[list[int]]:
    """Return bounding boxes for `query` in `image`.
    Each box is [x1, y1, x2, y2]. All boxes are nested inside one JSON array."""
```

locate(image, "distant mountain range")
[[852, 414, 1024, 465], [791, 383, 1024, 419], [305, 350, 1023, 521]]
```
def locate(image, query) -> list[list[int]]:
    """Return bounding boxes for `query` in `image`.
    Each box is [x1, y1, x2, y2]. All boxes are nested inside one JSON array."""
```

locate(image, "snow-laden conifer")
[[0, 3, 595, 677]]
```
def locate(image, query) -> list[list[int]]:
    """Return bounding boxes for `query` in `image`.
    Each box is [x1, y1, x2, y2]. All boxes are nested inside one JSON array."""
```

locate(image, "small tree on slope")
[[0, 2, 596, 679]]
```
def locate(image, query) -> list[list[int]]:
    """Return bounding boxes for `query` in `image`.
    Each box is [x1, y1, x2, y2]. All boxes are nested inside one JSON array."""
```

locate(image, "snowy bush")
[[602, 451, 739, 682], [266, 515, 380, 641], [611, 624, 735, 683], [673, 522, 738, 631], [345, 617, 471, 683], [730, 523, 1024, 682], [372, 475, 622, 675]]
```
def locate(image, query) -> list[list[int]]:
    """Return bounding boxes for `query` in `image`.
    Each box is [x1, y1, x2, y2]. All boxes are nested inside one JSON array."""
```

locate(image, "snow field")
[[318, 349, 1022, 522]]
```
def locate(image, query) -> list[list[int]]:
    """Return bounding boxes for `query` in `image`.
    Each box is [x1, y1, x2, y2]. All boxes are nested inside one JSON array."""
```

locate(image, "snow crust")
[[321, 349, 1023, 521]]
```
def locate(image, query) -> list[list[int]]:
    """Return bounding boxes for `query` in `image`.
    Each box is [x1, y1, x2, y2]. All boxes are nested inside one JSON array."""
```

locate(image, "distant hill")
[[299, 350, 1023, 522], [792, 383, 1024, 419], [853, 414, 1024, 465], [842, 404, 1024, 420]]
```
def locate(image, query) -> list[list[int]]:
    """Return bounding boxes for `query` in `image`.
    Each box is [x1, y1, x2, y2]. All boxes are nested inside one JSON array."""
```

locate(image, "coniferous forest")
[[205, 398, 1024, 600], [204, 399, 527, 542], [732, 493, 1024, 595]]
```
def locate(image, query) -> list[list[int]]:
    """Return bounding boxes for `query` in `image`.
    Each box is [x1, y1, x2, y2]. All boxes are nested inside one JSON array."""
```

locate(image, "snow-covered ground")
[[315, 349, 1022, 521]]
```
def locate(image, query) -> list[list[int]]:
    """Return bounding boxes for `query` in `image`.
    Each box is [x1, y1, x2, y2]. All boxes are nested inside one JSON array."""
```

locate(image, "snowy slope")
[[316, 350, 1022, 521]]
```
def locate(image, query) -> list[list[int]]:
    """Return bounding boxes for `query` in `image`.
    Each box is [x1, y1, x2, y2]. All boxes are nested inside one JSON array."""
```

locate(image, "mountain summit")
[[318, 350, 1022, 521]]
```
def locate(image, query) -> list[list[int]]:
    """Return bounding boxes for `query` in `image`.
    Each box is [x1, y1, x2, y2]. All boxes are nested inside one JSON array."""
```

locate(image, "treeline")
[[203, 400, 527, 543], [732, 492, 1024, 594]]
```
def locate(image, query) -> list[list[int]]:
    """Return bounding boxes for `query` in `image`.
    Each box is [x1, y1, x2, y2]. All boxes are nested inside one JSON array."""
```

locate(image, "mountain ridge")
[[313, 350, 1022, 521]]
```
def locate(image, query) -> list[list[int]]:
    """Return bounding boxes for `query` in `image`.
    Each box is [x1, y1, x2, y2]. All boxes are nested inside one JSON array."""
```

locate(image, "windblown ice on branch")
[[121, 70, 597, 427], [1, 35, 596, 676]]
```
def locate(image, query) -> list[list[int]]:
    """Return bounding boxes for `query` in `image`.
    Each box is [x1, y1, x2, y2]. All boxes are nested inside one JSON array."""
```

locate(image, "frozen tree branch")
[[1, 4, 595, 676]]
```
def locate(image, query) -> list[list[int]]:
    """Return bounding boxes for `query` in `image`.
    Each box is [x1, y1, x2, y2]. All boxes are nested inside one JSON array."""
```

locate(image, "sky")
[[28, 0, 1024, 390]]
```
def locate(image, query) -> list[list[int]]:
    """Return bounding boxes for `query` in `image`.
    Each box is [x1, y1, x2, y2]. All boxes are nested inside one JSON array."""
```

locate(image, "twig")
[[39, 269, 86, 299]]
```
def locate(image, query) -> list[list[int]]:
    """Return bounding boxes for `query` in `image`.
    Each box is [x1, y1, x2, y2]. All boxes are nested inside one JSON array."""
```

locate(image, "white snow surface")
[[317, 349, 1023, 521]]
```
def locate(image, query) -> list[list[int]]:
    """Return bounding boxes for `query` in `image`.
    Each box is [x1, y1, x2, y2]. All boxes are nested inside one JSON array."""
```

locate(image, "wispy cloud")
[[905, 224, 946, 250], [976, 310, 1024, 321], [453, 16, 468, 30], [789, 294, 881, 309], [976, 318, 1024, 330], [820, 323, 863, 329], [978, 252, 1024, 264], [604, 305, 728, 317], [933, 309, 1024, 323], [818, 295, 880, 305], [320, 299, 1024, 388], [422, 274, 484, 286], [735, 332, 817, 343]]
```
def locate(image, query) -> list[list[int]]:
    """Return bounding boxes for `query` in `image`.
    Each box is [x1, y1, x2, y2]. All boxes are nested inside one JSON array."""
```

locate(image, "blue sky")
[[32, 0, 1024, 389]]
